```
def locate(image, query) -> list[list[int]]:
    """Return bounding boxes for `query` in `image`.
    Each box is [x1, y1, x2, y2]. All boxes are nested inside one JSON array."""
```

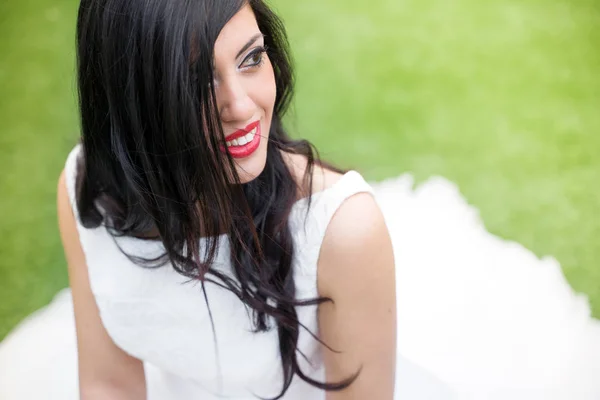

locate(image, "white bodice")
[[64, 145, 374, 399]]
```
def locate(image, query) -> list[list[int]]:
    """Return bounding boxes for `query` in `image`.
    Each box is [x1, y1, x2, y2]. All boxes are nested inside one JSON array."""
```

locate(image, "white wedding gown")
[[1, 146, 599, 399]]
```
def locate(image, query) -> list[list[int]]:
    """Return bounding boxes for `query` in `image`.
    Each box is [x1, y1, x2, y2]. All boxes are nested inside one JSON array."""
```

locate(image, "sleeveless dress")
[[1, 145, 599, 400]]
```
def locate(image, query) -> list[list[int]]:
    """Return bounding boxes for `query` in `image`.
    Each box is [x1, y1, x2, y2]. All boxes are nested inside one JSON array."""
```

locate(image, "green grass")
[[0, 0, 599, 339]]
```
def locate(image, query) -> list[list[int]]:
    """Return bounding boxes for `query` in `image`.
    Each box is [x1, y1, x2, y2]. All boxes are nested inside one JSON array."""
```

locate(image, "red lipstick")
[[221, 120, 261, 159]]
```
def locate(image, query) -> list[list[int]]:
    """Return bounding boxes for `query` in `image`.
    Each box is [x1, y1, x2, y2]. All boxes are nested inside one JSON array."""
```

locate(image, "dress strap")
[[64, 144, 83, 220], [314, 170, 374, 240], [292, 170, 375, 281]]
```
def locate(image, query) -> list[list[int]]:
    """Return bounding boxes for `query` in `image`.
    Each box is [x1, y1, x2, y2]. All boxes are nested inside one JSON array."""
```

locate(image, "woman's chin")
[[228, 138, 268, 183]]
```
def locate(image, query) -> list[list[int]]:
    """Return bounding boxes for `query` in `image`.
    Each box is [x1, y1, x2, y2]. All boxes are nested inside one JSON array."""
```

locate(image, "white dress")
[[1, 145, 599, 400]]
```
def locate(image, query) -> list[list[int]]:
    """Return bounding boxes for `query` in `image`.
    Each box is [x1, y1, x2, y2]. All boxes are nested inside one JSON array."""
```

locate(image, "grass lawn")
[[0, 0, 599, 339]]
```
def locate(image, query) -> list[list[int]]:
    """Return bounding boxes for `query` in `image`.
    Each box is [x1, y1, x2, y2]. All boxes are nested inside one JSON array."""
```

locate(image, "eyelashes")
[[190, 45, 269, 86], [239, 45, 268, 70]]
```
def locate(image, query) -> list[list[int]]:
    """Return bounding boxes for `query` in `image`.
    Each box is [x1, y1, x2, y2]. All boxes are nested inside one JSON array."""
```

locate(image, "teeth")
[[225, 126, 258, 147]]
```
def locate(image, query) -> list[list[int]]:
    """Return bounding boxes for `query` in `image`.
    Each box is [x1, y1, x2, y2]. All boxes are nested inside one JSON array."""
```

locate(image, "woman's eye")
[[240, 47, 266, 69]]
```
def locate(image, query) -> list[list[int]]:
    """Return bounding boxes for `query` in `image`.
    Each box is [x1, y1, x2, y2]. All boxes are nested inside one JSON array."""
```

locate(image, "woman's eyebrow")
[[236, 33, 264, 59]]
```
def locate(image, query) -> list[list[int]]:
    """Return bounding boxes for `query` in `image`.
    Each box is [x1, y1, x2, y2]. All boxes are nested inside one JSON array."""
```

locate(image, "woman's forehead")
[[214, 4, 262, 59]]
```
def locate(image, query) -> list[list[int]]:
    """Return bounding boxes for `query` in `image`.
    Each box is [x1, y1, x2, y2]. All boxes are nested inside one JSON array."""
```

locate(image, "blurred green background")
[[0, 0, 599, 339]]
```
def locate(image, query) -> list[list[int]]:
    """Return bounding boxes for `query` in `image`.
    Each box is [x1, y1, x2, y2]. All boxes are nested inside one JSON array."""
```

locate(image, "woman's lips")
[[220, 120, 261, 159]]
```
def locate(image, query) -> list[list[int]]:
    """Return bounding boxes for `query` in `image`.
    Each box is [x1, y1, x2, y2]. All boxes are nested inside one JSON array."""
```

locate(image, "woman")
[[1, 0, 599, 399]]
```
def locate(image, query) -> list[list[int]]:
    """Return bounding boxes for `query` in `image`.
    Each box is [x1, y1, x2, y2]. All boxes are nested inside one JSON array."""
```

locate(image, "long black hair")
[[75, 0, 357, 397]]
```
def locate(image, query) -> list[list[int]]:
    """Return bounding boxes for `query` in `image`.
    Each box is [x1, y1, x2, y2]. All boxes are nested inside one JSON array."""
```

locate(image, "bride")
[[1, 0, 599, 399]]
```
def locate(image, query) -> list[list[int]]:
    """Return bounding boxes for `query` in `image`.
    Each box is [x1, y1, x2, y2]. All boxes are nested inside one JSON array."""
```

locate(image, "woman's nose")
[[218, 77, 255, 124]]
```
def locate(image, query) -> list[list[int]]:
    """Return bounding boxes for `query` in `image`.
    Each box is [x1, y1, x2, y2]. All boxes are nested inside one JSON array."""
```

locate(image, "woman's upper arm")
[[317, 192, 397, 400], [57, 169, 146, 399]]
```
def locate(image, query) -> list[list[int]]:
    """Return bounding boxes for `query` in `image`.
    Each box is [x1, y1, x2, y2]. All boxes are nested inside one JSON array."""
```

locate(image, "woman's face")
[[213, 4, 276, 183]]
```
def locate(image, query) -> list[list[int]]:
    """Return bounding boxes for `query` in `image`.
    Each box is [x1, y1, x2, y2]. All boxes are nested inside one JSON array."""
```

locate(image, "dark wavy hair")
[[75, 0, 357, 398]]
